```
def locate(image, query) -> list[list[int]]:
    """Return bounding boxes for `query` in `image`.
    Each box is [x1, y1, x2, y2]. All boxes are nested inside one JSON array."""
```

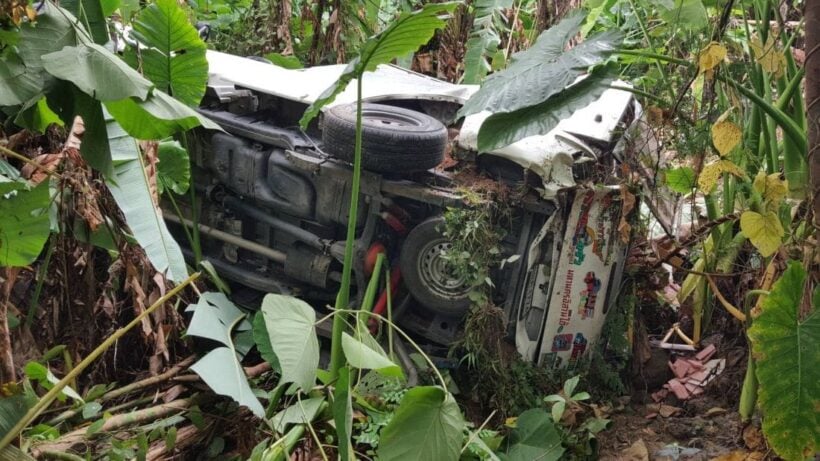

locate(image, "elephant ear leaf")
[[131, 0, 208, 106], [299, 2, 458, 128], [748, 261, 820, 461]]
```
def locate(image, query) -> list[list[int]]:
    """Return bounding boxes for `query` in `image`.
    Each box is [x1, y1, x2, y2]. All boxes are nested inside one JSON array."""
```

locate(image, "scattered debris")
[[654, 443, 701, 460], [651, 344, 726, 401]]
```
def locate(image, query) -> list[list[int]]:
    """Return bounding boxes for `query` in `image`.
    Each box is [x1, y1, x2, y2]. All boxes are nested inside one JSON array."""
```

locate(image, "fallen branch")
[[32, 398, 194, 456], [146, 423, 208, 460], [47, 356, 197, 426], [0, 273, 200, 450], [653, 213, 741, 268]]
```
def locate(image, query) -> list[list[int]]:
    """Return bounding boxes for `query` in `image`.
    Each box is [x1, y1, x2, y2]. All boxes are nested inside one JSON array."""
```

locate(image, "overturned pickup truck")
[[172, 51, 639, 368]]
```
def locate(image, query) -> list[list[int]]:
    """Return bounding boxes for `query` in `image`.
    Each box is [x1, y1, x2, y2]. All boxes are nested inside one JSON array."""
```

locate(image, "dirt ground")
[[597, 399, 767, 460]]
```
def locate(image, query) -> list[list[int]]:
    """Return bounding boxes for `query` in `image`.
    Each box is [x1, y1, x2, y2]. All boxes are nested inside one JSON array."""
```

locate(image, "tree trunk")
[[807, 1, 820, 228]]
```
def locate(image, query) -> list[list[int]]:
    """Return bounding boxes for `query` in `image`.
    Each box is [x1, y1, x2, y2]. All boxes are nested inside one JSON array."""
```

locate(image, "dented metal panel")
[[536, 187, 627, 368]]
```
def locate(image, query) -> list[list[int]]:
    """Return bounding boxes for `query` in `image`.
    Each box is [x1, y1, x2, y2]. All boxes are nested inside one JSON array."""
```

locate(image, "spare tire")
[[322, 103, 447, 173]]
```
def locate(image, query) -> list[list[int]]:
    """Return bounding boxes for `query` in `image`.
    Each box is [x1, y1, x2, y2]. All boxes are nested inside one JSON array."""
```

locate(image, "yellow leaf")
[[749, 35, 786, 78], [740, 211, 784, 257], [711, 120, 741, 156], [698, 160, 745, 192], [753, 172, 787, 206], [698, 42, 727, 75]]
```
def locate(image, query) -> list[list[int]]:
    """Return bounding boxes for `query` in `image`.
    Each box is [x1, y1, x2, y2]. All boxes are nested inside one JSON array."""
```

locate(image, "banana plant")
[[0, 0, 217, 282]]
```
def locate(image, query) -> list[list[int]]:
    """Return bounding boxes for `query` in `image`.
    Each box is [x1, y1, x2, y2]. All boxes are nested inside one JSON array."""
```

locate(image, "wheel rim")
[[416, 239, 471, 301], [361, 109, 423, 128]]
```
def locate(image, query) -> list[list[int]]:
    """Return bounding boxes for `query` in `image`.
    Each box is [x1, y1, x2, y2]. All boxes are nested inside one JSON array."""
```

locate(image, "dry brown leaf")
[[126, 262, 153, 338], [621, 439, 649, 461], [658, 404, 681, 418], [742, 425, 766, 451], [139, 141, 160, 206], [21, 153, 63, 185], [703, 407, 727, 417]]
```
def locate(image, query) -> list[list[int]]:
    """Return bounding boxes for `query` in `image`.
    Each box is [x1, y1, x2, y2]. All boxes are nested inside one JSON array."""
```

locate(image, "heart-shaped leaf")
[[740, 211, 784, 258], [711, 120, 741, 156], [259, 294, 319, 391], [748, 262, 820, 460], [378, 386, 465, 461]]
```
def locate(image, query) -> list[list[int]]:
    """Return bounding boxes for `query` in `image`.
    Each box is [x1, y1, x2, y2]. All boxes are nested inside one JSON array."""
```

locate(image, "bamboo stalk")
[[0, 273, 200, 450], [146, 423, 205, 460], [32, 399, 194, 456], [46, 356, 196, 427]]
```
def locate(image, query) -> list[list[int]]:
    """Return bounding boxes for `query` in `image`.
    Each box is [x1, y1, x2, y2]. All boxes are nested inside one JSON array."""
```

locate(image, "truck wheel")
[[322, 103, 447, 173], [400, 217, 472, 317]]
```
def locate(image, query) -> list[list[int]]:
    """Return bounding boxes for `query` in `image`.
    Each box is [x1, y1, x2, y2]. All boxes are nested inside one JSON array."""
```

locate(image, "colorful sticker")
[[568, 333, 588, 367], [551, 333, 573, 352], [577, 271, 601, 320], [570, 191, 596, 265]]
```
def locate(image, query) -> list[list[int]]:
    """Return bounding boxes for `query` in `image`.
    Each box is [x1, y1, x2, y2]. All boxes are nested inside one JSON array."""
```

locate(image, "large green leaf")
[[259, 294, 319, 391], [0, 52, 43, 106], [748, 262, 820, 460], [59, 0, 109, 44], [664, 167, 697, 194], [377, 386, 465, 461], [657, 0, 707, 31], [0, 394, 33, 438], [459, 11, 622, 117], [190, 347, 265, 418], [18, 1, 78, 76], [156, 139, 191, 195], [462, 0, 511, 84], [187, 292, 262, 418], [476, 65, 615, 151], [105, 114, 188, 282], [42, 44, 153, 101], [105, 89, 221, 140], [14, 97, 63, 133], [0, 181, 51, 267], [503, 408, 564, 461], [45, 82, 114, 176], [131, 0, 208, 106], [270, 396, 325, 433], [251, 313, 280, 372], [299, 2, 458, 128], [463, 30, 502, 85], [341, 332, 402, 378], [185, 291, 247, 347]]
